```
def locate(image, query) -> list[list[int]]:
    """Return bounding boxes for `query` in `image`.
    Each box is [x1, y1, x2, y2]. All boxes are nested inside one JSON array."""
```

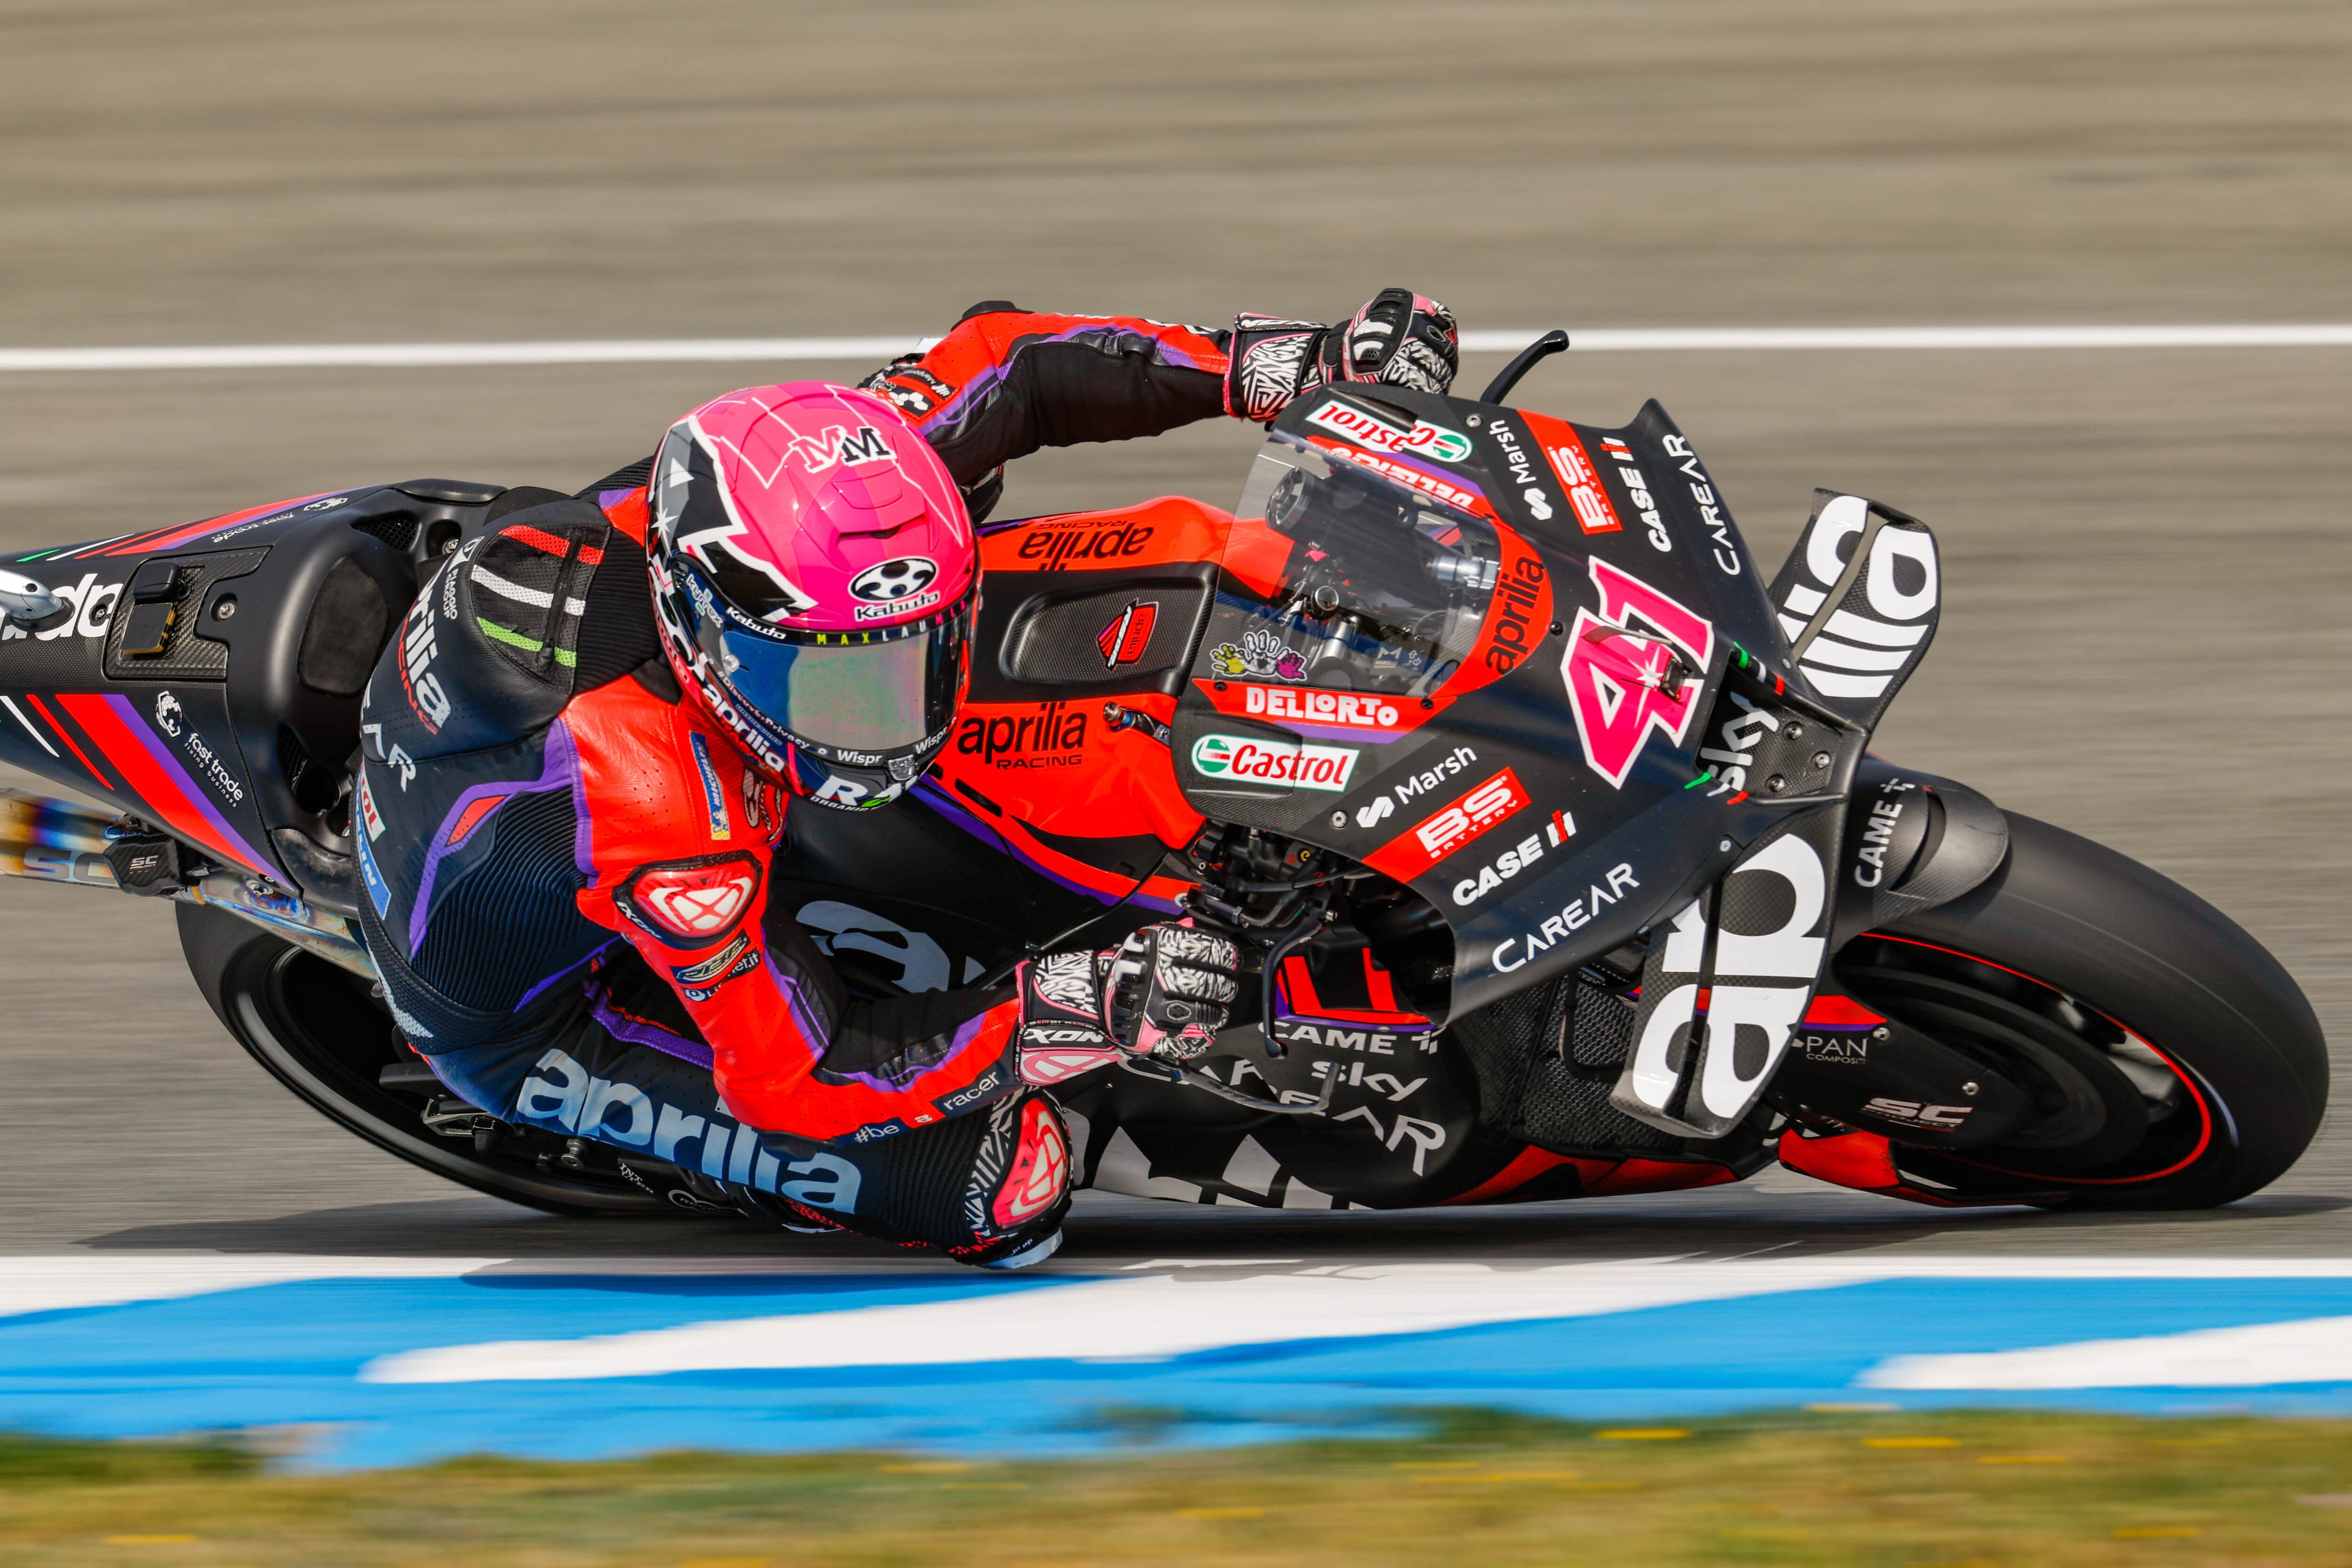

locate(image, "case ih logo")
[[1305, 402, 1474, 463], [1189, 732, 1359, 792], [1561, 560, 1714, 789], [1096, 599, 1158, 667], [1363, 768, 1530, 882], [1523, 414, 1624, 536]]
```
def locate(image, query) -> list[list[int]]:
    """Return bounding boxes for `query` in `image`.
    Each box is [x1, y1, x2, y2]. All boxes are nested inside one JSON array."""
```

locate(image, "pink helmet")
[[646, 382, 977, 809]]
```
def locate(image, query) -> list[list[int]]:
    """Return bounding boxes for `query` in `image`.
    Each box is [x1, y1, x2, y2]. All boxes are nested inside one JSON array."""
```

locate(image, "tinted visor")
[[699, 591, 969, 758]]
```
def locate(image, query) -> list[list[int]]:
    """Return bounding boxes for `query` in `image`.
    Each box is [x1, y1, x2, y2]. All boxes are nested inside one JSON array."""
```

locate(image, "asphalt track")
[[0, 0, 2347, 1456]]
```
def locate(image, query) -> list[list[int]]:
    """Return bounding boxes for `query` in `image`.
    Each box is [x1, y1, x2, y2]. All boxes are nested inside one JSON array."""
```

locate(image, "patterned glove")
[[1103, 924, 1241, 1063], [1223, 288, 1459, 423], [1324, 287, 1459, 395], [1016, 924, 1241, 1065]]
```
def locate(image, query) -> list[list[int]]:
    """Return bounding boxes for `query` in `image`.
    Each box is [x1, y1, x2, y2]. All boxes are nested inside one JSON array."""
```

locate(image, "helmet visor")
[[701, 594, 969, 759]]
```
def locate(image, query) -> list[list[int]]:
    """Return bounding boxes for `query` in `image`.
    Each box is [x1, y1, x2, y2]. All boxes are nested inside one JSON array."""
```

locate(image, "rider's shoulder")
[[362, 501, 659, 763], [564, 678, 780, 870]]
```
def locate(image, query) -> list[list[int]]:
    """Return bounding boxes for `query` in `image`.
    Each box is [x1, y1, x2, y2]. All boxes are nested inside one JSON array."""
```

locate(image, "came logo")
[[1189, 732, 1359, 792]]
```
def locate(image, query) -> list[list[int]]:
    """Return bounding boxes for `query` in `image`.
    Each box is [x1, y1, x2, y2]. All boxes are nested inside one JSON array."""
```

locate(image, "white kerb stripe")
[[1863, 1315, 2352, 1390], [5, 324, 2352, 373], [360, 1256, 2352, 1386]]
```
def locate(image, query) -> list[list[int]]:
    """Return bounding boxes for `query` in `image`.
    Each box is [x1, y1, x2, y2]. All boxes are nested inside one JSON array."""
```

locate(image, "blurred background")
[[0, 0, 2346, 1244]]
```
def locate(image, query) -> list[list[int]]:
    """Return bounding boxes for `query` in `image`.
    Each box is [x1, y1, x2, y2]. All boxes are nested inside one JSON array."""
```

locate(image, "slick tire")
[[1841, 812, 2328, 1209], [175, 901, 670, 1217]]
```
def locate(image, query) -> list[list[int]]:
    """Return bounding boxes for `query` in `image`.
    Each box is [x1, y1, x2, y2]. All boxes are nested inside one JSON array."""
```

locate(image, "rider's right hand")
[[1017, 923, 1241, 1065], [1224, 287, 1460, 423]]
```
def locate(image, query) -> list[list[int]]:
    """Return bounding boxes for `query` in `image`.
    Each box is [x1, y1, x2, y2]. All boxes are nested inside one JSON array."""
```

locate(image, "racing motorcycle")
[[0, 333, 2325, 1223]]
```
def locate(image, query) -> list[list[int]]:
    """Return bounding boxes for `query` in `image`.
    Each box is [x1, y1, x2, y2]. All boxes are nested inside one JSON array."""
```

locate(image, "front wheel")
[[1835, 812, 2327, 1209]]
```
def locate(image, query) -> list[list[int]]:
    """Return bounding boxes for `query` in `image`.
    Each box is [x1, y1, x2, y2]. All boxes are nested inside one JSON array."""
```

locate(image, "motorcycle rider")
[[354, 291, 1461, 1266]]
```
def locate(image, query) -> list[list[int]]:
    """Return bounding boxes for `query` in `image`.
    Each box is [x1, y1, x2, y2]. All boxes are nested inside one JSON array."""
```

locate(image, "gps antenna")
[[1479, 329, 1571, 405]]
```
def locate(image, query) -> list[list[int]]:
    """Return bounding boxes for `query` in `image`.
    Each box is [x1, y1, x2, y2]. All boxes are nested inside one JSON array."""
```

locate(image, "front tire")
[[1838, 812, 2328, 1209]]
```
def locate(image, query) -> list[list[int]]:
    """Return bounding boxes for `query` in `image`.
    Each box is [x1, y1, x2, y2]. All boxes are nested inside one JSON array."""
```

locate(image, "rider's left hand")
[[1103, 923, 1241, 1062]]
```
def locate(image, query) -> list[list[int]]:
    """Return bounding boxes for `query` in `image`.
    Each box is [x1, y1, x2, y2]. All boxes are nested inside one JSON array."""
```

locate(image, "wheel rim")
[[231, 942, 667, 1214], [1837, 933, 2220, 1191]]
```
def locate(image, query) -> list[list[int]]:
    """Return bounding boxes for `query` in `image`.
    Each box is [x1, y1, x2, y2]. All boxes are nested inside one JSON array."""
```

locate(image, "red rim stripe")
[[1863, 932, 2215, 1186], [54, 694, 270, 874]]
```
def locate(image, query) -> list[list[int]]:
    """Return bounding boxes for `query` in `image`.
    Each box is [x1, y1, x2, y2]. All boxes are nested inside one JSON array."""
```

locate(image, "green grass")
[[7, 1409, 2352, 1565]]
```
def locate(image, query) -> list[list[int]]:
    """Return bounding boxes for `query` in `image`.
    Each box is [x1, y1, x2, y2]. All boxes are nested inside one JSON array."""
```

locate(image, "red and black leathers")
[[352, 303, 1282, 1261]]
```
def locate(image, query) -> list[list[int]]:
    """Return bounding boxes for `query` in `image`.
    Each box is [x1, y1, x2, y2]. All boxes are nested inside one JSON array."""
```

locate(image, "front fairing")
[[1172, 383, 1843, 1021]]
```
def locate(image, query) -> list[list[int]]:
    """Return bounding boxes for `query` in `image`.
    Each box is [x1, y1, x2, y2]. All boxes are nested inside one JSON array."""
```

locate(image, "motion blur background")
[[1, 0, 2345, 1250]]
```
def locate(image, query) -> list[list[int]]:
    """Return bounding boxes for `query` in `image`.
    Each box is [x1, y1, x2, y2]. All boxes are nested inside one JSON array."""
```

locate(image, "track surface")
[[0, 0, 2346, 1270]]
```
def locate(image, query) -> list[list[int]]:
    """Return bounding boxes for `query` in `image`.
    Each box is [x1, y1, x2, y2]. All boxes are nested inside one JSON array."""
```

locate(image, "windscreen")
[[1214, 433, 1503, 699]]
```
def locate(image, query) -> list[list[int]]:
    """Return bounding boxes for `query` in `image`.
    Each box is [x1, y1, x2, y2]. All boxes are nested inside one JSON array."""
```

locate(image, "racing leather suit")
[[353, 305, 1259, 1258]]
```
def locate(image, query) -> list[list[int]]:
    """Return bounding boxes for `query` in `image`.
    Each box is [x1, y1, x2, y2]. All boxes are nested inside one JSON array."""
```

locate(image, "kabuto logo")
[[849, 557, 938, 603], [955, 701, 1088, 769], [1016, 518, 1156, 569], [152, 690, 183, 738]]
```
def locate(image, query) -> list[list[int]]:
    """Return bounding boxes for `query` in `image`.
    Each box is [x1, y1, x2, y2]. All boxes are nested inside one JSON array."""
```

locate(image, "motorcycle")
[[0, 334, 2325, 1222]]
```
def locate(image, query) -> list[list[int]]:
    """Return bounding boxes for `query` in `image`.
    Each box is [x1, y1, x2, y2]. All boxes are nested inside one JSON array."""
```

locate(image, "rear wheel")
[[1837, 812, 2328, 1209], [176, 901, 675, 1217]]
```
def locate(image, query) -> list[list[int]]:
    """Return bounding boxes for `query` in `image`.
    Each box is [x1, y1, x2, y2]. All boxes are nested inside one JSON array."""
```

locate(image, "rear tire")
[[1839, 812, 2328, 1209], [176, 901, 672, 1217]]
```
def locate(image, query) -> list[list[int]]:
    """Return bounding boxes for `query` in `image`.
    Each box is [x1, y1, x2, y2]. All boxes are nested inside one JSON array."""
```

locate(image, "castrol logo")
[[1189, 732, 1360, 792], [1305, 402, 1474, 463]]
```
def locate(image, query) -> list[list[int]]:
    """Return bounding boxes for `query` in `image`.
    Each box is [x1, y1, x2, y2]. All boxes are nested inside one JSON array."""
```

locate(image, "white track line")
[[362, 1256, 2352, 1385], [5, 325, 2352, 374]]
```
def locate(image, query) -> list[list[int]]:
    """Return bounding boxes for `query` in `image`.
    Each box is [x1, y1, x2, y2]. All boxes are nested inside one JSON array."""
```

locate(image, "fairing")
[[1173, 384, 1944, 1137]]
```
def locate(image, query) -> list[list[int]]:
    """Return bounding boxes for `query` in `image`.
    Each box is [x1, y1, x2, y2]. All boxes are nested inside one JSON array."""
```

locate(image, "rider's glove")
[[1104, 923, 1241, 1063], [1224, 288, 1460, 423], [1017, 923, 1241, 1065]]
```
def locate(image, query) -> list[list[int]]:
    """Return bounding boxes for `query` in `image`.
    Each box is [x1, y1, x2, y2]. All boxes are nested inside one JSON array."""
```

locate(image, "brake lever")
[[1119, 1055, 1336, 1117]]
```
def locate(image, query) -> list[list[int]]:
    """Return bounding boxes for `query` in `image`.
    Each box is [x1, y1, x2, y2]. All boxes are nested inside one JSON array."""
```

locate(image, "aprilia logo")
[[1017, 519, 1155, 569]]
